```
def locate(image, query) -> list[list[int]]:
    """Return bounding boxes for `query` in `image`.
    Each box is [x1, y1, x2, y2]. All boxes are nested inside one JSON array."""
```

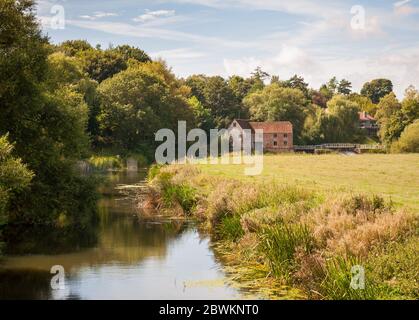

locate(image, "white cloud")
[[223, 45, 319, 81], [170, 0, 342, 18], [79, 11, 118, 20], [133, 10, 176, 23], [224, 46, 419, 98], [151, 48, 206, 60], [66, 19, 251, 49]]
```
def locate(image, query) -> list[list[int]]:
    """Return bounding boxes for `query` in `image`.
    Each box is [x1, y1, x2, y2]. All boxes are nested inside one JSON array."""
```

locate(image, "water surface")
[[0, 170, 247, 300]]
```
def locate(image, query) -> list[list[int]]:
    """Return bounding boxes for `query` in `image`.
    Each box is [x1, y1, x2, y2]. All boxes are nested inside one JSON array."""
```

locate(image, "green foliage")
[[348, 93, 376, 114], [0, 0, 98, 227], [391, 120, 419, 153], [88, 155, 122, 170], [368, 236, 419, 299], [361, 79, 393, 104], [217, 215, 244, 241], [147, 164, 163, 182], [261, 222, 315, 281], [77, 48, 127, 83], [97, 62, 194, 151], [337, 79, 352, 95], [159, 173, 197, 214], [376, 93, 404, 144], [0, 135, 33, 224], [57, 40, 93, 56], [284, 74, 309, 95], [320, 256, 380, 300], [304, 95, 363, 143], [112, 45, 151, 64], [244, 84, 308, 142], [185, 75, 245, 128], [188, 96, 213, 132]]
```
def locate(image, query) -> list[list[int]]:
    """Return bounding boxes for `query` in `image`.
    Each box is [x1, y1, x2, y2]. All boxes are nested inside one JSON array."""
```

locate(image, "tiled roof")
[[249, 121, 293, 133], [359, 112, 376, 121], [234, 119, 293, 133]]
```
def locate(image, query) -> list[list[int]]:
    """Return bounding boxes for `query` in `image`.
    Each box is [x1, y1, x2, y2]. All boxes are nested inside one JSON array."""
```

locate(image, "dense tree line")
[[1, 0, 419, 251]]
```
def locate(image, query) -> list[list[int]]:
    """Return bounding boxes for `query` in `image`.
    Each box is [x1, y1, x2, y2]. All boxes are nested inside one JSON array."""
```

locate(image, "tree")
[[348, 93, 376, 114], [361, 79, 393, 104], [57, 40, 93, 56], [0, 134, 33, 229], [391, 120, 419, 153], [188, 96, 213, 132], [310, 89, 328, 108], [185, 75, 244, 128], [0, 0, 97, 225], [327, 77, 339, 93], [401, 86, 419, 126], [251, 67, 270, 82], [228, 75, 253, 102], [305, 96, 362, 143], [77, 48, 127, 82], [97, 63, 195, 150], [285, 74, 309, 94], [203, 76, 244, 127], [338, 79, 352, 95], [244, 84, 308, 142], [375, 93, 403, 144], [112, 45, 151, 64]]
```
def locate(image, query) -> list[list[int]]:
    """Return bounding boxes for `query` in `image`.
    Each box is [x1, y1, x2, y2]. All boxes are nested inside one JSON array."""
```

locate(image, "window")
[[233, 122, 236, 127], [273, 141, 278, 146], [284, 133, 288, 138], [284, 141, 288, 146], [273, 133, 278, 138]]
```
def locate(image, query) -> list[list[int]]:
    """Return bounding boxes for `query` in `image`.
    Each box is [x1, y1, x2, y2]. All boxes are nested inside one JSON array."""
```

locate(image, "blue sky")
[[36, 0, 419, 97]]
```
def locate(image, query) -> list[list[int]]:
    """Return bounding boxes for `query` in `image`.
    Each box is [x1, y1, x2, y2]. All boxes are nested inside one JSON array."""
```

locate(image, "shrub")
[[88, 155, 122, 170], [157, 172, 198, 214], [261, 222, 315, 282], [391, 120, 419, 153], [217, 215, 244, 241]]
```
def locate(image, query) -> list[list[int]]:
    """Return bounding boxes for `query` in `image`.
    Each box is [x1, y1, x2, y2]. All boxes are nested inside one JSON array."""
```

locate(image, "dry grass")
[[145, 160, 419, 299], [198, 153, 419, 211]]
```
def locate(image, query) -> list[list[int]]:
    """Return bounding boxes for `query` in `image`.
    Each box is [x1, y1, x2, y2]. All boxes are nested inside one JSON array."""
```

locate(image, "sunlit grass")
[[198, 153, 419, 211]]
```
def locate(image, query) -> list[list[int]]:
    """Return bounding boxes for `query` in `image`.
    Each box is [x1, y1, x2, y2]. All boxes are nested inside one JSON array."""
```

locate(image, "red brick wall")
[[263, 133, 293, 152]]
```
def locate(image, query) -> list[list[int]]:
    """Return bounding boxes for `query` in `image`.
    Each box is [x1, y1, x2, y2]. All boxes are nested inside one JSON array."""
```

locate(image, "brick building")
[[228, 119, 293, 152]]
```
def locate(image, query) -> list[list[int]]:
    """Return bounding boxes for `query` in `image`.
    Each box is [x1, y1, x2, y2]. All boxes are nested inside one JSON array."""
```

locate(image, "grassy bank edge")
[[142, 164, 418, 300]]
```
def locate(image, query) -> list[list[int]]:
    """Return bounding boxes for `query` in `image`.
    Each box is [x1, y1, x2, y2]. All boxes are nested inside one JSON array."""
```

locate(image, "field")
[[146, 153, 419, 299], [198, 154, 419, 211]]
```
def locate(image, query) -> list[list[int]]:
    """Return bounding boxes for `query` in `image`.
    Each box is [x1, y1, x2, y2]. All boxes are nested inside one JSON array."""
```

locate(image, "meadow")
[[145, 153, 419, 300], [198, 153, 419, 211]]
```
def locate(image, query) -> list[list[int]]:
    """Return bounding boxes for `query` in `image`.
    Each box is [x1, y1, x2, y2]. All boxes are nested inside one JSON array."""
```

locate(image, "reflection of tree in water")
[[0, 170, 189, 299], [2, 223, 99, 255]]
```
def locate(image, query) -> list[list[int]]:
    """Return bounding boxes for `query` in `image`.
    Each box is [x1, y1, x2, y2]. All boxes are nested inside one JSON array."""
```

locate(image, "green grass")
[[198, 154, 419, 211], [261, 222, 315, 282], [147, 154, 419, 300]]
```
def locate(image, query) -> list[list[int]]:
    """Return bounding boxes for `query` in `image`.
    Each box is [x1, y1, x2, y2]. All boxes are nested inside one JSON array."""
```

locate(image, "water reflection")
[[0, 170, 244, 300]]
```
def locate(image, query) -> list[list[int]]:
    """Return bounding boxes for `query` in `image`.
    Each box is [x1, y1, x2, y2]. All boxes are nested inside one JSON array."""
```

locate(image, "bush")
[[217, 215, 244, 241], [158, 172, 198, 214], [88, 155, 122, 170], [391, 120, 419, 153], [261, 222, 315, 282]]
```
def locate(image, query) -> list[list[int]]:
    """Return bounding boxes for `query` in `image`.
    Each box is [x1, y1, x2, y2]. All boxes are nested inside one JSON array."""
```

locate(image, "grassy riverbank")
[[144, 154, 419, 300]]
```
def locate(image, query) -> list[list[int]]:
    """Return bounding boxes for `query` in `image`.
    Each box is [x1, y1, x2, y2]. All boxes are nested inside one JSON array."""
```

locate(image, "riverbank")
[[143, 155, 419, 300]]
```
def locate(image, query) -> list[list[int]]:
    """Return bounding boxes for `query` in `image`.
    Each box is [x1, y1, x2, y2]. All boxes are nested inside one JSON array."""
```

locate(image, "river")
[[0, 170, 250, 300]]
